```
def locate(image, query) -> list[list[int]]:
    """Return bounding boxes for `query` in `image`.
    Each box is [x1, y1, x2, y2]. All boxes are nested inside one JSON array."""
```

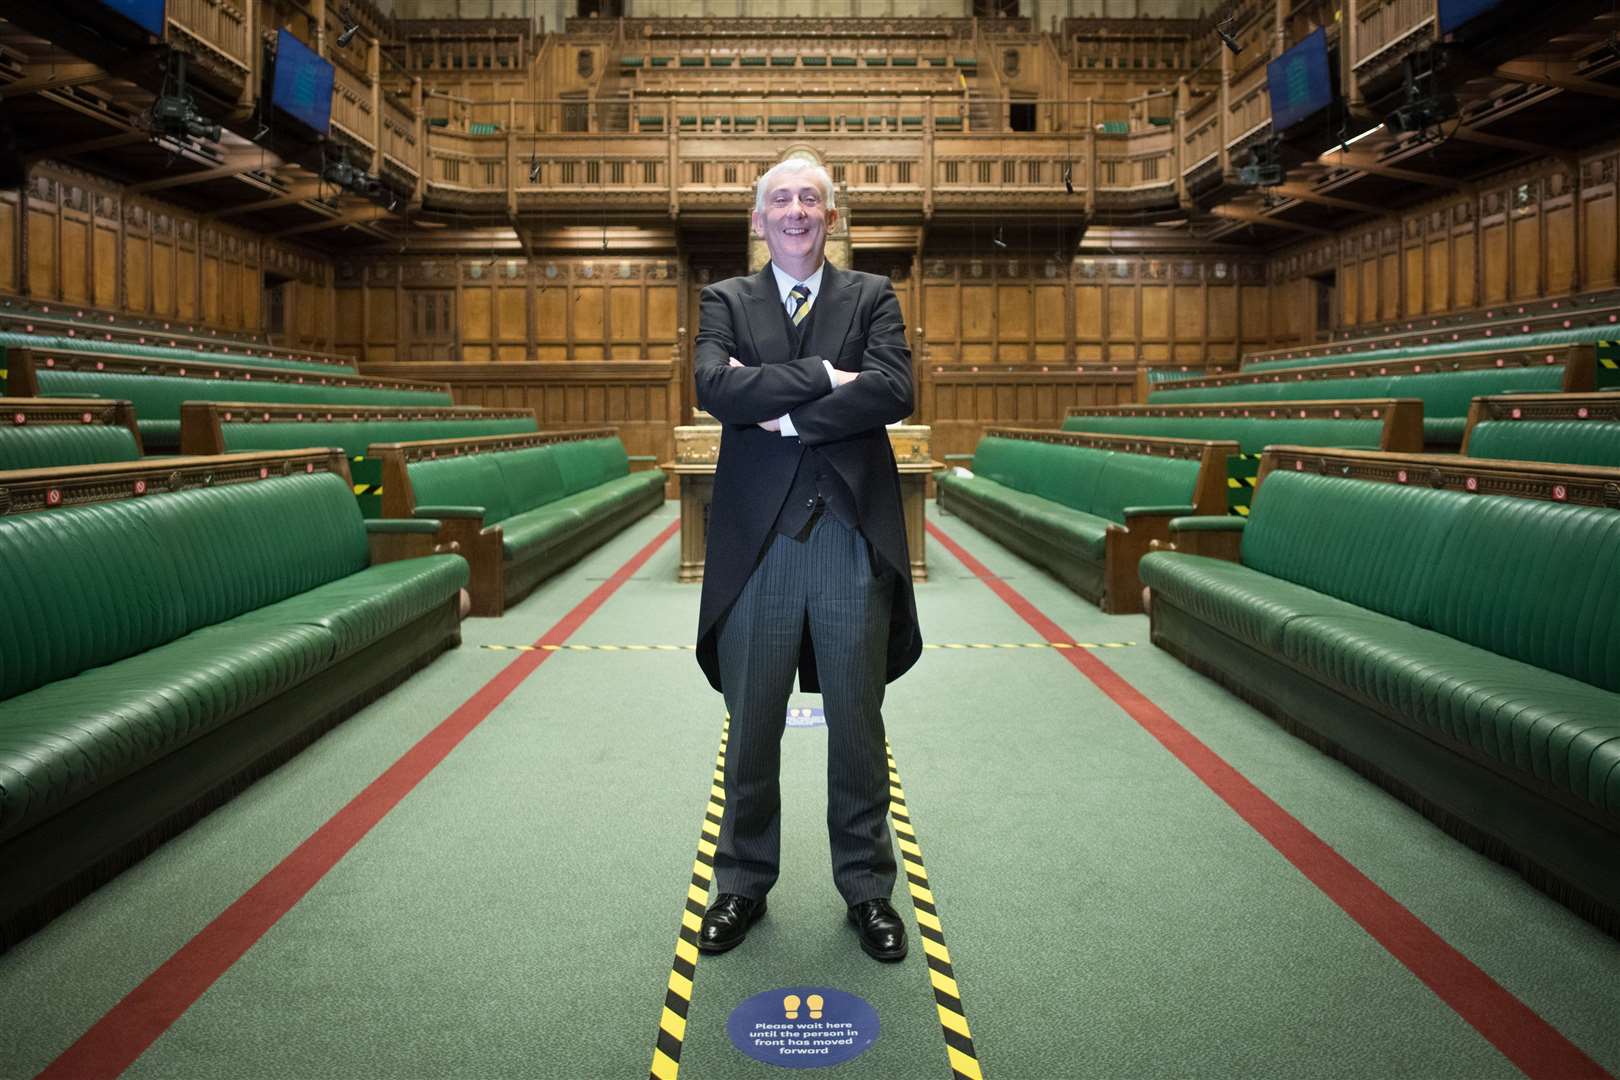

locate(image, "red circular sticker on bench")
[[1553, 485, 1568, 501], [134, 480, 147, 495], [12, 413, 24, 426], [1465, 477, 1478, 492], [1511, 408, 1522, 419], [46, 488, 62, 505], [1397, 470, 1408, 484], [81, 412, 92, 423], [259, 467, 270, 479], [1578, 408, 1590, 419]]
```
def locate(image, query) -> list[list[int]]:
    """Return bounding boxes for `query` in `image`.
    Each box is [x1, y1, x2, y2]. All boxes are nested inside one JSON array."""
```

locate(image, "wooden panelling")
[[1269, 150, 1620, 345], [339, 257, 682, 365], [359, 360, 681, 493], [925, 370, 1135, 461], [3, 166, 330, 347]]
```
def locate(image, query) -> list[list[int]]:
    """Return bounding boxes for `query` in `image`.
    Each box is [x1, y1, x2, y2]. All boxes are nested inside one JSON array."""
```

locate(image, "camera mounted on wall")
[[149, 51, 221, 144]]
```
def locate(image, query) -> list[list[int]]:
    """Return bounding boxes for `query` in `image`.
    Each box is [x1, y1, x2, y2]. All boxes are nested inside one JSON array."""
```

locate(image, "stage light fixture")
[[336, 19, 360, 48], [1217, 23, 1241, 54]]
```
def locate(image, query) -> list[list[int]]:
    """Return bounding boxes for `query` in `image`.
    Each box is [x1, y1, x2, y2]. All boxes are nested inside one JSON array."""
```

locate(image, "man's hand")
[[831, 368, 860, 387], [757, 417, 781, 432]]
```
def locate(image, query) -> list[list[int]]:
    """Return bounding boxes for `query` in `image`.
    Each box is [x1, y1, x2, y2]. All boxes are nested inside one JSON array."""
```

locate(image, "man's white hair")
[[754, 158, 836, 214]]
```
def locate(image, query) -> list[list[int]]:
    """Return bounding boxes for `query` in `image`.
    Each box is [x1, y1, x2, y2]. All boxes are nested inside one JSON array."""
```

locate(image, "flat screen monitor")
[[1438, 0, 1508, 34], [97, 0, 165, 36], [271, 28, 334, 137], [1267, 27, 1335, 133]]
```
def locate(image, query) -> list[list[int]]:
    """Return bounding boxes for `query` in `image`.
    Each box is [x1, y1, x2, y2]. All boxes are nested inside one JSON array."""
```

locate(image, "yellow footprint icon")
[[783, 994, 801, 1020], [807, 993, 824, 1020]]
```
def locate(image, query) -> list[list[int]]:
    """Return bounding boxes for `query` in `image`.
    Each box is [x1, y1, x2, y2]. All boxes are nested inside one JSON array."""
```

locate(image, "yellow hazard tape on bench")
[[887, 741, 984, 1080], [650, 717, 730, 1080]]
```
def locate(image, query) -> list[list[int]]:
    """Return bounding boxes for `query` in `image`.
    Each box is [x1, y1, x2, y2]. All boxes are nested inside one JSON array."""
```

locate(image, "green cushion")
[[1244, 324, 1620, 374], [230, 553, 466, 660], [499, 472, 662, 559], [0, 620, 337, 840], [137, 473, 372, 633], [1060, 414, 1384, 455], [407, 453, 514, 525], [34, 370, 452, 435], [0, 424, 140, 470], [1241, 470, 1468, 626], [1090, 453, 1200, 525], [219, 417, 536, 458], [493, 445, 567, 515], [0, 332, 351, 376], [1139, 550, 1372, 653], [0, 497, 190, 700], [1426, 495, 1620, 692], [1280, 612, 1620, 813], [1468, 420, 1620, 468]]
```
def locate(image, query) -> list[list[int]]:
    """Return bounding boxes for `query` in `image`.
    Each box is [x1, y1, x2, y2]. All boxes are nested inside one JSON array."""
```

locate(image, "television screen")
[[96, 0, 165, 36], [271, 28, 334, 136], [1438, 0, 1508, 34], [1267, 27, 1335, 133]]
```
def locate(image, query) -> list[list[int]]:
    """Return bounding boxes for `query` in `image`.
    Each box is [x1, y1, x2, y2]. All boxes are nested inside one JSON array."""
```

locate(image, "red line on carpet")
[[926, 519, 1612, 1080], [37, 517, 681, 1080]]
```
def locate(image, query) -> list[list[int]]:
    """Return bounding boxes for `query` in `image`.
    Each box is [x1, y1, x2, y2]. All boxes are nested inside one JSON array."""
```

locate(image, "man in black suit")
[[692, 158, 922, 961]]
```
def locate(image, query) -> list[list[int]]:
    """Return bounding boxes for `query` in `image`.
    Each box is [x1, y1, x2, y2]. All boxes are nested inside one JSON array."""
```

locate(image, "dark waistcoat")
[[770, 299, 858, 538]]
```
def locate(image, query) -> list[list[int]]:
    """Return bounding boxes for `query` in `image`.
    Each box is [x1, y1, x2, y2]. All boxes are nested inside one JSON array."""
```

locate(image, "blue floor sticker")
[[727, 986, 879, 1068], [786, 707, 826, 728]]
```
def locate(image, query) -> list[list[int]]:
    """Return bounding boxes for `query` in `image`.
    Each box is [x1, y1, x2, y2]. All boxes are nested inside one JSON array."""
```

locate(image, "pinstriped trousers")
[[714, 513, 898, 906]]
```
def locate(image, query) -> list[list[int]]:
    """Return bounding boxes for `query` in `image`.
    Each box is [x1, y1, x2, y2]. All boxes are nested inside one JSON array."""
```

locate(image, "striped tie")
[[788, 283, 813, 326]]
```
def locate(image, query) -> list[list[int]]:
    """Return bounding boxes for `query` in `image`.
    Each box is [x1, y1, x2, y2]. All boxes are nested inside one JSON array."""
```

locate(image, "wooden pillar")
[[1175, 76, 1189, 210], [1218, 28, 1232, 177], [411, 76, 425, 203], [1085, 98, 1096, 216], [313, 0, 327, 58]]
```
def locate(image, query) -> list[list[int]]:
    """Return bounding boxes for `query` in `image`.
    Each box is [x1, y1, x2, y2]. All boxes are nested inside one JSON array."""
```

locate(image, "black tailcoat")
[[692, 262, 922, 693]]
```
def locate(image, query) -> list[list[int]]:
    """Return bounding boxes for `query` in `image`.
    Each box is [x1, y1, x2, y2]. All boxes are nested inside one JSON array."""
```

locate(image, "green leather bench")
[[1242, 287, 1620, 368], [1133, 364, 1237, 401], [1243, 323, 1620, 375], [1140, 447, 1620, 932], [1462, 392, 1620, 467], [0, 331, 352, 377], [6, 348, 453, 453], [0, 397, 142, 469], [180, 402, 540, 517], [0, 294, 358, 369], [375, 428, 666, 616], [936, 429, 1235, 613], [1148, 342, 1606, 447], [0, 449, 468, 947], [1063, 399, 1423, 515]]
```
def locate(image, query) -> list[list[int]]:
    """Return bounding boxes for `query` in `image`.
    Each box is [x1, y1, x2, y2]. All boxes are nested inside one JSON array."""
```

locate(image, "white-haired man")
[[691, 158, 921, 961]]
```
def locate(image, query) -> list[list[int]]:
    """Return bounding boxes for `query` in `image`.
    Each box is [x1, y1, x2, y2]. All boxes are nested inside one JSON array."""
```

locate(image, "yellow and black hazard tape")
[[649, 717, 730, 1080], [486, 642, 1132, 654], [887, 741, 984, 1080], [351, 483, 382, 497], [1601, 355, 1619, 371]]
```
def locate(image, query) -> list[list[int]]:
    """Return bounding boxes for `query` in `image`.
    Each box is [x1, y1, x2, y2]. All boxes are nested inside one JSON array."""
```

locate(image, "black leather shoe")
[[697, 894, 766, 954], [848, 898, 907, 961]]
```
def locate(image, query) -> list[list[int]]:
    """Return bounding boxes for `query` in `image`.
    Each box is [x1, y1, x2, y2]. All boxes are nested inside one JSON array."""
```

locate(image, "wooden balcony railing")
[[381, 96, 419, 180], [331, 62, 377, 152], [166, 0, 250, 76], [1354, 0, 1435, 70]]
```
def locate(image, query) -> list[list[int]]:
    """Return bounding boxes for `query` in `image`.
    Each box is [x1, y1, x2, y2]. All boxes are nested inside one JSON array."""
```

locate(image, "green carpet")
[[2, 502, 1618, 1080]]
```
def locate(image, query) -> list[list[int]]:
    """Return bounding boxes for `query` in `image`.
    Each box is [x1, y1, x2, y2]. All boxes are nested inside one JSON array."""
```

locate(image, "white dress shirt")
[[768, 261, 836, 437]]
